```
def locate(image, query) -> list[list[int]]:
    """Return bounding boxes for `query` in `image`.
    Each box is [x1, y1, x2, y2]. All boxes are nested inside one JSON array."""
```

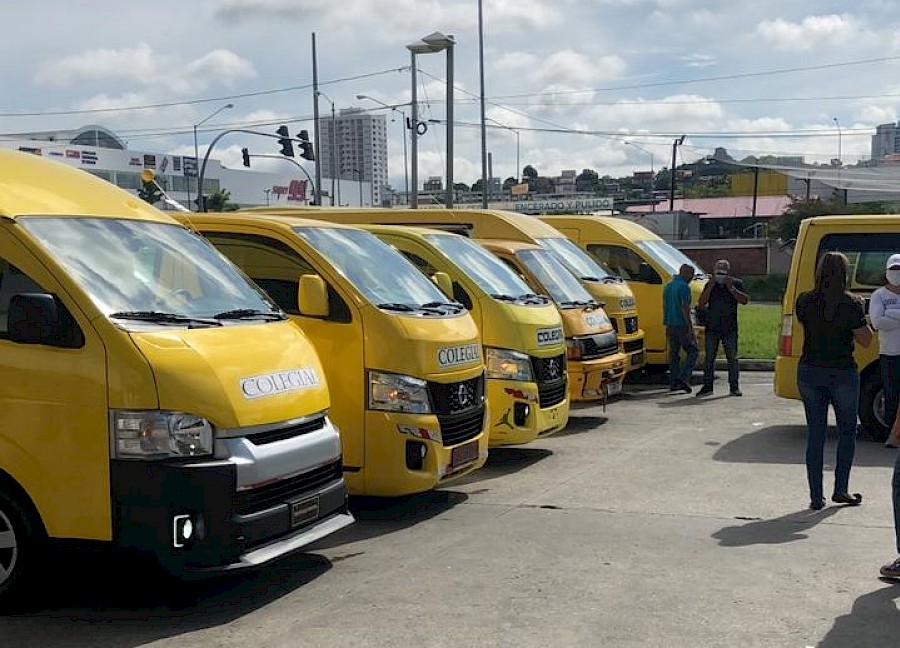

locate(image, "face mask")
[[887, 270, 900, 286], [714, 272, 727, 284]]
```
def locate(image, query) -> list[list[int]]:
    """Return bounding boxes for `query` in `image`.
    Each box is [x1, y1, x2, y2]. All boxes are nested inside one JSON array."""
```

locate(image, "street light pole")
[[352, 168, 364, 206], [478, 0, 488, 208], [669, 135, 685, 213], [249, 154, 317, 205], [422, 33, 455, 208], [357, 95, 410, 202], [318, 91, 338, 206], [833, 116, 844, 204], [193, 103, 233, 211]]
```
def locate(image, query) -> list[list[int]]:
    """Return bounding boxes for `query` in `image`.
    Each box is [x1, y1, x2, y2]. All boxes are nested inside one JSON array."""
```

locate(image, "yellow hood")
[[130, 320, 330, 429], [478, 297, 566, 357]]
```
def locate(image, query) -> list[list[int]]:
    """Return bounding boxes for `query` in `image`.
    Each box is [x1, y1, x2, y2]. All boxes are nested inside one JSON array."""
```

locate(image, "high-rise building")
[[319, 108, 388, 206], [872, 122, 900, 161]]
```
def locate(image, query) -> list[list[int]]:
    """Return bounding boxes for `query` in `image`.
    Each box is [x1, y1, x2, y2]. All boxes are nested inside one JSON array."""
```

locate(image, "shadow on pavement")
[[553, 415, 608, 437], [309, 489, 468, 550], [0, 548, 331, 648], [817, 583, 900, 646], [713, 425, 898, 467], [712, 506, 840, 547], [452, 447, 552, 487]]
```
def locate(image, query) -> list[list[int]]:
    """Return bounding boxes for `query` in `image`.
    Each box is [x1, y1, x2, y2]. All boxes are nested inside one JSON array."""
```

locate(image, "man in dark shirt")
[[696, 259, 749, 397]]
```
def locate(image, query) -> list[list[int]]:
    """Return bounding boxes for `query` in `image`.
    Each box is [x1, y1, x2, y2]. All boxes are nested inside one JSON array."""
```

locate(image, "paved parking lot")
[[3, 371, 899, 647]]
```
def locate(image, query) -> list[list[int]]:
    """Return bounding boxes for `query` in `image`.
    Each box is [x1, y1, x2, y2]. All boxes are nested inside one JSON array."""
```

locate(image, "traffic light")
[[276, 125, 294, 157], [241, 147, 251, 167], [298, 130, 315, 161]]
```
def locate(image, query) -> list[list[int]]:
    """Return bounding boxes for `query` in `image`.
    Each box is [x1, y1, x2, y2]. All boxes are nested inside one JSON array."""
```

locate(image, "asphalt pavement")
[[2, 371, 898, 647]]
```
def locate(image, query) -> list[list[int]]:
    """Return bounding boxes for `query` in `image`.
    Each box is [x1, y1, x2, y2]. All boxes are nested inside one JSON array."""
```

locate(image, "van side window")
[[0, 259, 84, 347], [586, 244, 644, 281], [818, 233, 900, 291], [203, 232, 351, 323]]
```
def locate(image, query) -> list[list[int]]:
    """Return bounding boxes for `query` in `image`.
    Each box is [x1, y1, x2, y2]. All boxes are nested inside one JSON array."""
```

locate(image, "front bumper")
[[569, 353, 627, 402], [486, 378, 569, 446]]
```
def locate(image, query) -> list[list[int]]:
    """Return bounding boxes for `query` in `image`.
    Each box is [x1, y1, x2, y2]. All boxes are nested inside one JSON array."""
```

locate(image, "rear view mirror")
[[8, 293, 84, 347], [298, 275, 329, 318], [431, 271, 453, 298], [638, 262, 661, 284]]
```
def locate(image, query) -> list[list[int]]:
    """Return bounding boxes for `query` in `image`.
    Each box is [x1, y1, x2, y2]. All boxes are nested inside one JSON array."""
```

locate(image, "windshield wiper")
[[109, 311, 222, 327], [376, 302, 416, 312], [489, 293, 518, 302], [518, 293, 550, 304], [580, 275, 601, 282], [559, 299, 591, 308], [213, 308, 285, 321]]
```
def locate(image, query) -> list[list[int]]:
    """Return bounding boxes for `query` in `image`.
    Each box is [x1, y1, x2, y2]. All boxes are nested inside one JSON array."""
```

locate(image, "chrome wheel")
[[0, 508, 18, 588]]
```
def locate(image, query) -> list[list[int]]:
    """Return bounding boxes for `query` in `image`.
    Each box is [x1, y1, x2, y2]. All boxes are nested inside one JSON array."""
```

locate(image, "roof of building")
[[3, 125, 127, 150], [628, 196, 791, 219]]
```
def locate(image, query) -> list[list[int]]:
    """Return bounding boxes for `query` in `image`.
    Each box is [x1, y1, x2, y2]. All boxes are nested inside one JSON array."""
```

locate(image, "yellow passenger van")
[[174, 212, 489, 496], [242, 207, 646, 373], [775, 215, 900, 439], [357, 225, 570, 446], [0, 151, 352, 604], [479, 240, 627, 401], [539, 215, 707, 368]]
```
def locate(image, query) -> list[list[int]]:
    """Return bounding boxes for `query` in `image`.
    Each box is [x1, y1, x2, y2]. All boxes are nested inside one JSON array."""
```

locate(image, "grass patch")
[[737, 303, 781, 360]]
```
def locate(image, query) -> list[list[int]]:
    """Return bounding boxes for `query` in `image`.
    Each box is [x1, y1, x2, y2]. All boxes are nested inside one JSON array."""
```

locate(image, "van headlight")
[[110, 411, 214, 459], [368, 371, 432, 413], [485, 347, 534, 382]]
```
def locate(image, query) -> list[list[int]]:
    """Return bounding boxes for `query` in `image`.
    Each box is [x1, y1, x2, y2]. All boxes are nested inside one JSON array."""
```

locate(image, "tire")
[[0, 491, 40, 609], [860, 372, 888, 442]]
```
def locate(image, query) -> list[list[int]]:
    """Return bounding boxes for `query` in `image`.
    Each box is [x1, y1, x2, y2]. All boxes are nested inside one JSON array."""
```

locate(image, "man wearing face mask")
[[696, 259, 749, 397], [870, 254, 900, 447]]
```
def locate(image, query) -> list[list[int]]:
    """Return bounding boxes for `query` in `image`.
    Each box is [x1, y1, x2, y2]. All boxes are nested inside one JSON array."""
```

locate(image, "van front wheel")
[[860, 373, 888, 442], [0, 492, 39, 609]]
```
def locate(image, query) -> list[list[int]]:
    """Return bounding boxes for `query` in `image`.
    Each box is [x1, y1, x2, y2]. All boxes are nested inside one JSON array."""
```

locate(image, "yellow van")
[[356, 225, 569, 445], [775, 215, 900, 439], [242, 207, 646, 373], [479, 239, 627, 401], [0, 151, 352, 603], [539, 215, 707, 368], [174, 212, 489, 496]]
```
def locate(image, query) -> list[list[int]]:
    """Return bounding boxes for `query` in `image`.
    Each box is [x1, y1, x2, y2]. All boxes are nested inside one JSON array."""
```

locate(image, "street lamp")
[[193, 103, 233, 211], [357, 94, 409, 201], [407, 32, 455, 209], [624, 140, 656, 212], [833, 116, 842, 166], [669, 134, 685, 213], [351, 167, 364, 206], [317, 91, 338, 206]]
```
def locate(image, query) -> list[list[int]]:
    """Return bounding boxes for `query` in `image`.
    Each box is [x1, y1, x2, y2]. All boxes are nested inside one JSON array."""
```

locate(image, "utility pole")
[[311, 33, 323, 206], [478, 0, 489, 208], [669, 135, 685, 212]]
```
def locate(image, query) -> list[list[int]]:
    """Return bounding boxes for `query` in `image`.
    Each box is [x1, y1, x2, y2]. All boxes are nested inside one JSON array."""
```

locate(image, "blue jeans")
[[703, 328, 739, 391], [797, 363, 860, 502], [668, 326, 698, 387]]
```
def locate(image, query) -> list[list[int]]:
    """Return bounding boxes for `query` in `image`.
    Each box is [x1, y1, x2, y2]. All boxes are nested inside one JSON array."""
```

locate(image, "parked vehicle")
[[0, 151, 352, 605], [176, 212, 489, 496], [775, 215, 900, 439]]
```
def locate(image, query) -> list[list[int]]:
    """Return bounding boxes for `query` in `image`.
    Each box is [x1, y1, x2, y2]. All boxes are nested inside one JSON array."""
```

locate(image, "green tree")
[[471, 179, 484, 194], [575, 168, 600, 193], [522, 165, 538, 180], [205, 188, 238, 212], [502, 177, 518, 190], [453, 182, 469, 192], [138, 178, 163, 205], [771, 197, 894, 241]]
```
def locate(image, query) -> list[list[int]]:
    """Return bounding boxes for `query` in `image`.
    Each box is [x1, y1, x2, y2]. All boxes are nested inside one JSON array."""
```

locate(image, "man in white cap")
[[871, 254, 900, 579]]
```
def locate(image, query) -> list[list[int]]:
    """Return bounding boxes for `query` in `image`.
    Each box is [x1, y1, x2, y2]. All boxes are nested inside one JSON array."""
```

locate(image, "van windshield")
[[20, 217, 280, 326], [295, 226, 452, 310], [637, 240, 705, 277], [424, 233, 544, 304], [515, 249, 595, 307], [537, 237, 615, 282]]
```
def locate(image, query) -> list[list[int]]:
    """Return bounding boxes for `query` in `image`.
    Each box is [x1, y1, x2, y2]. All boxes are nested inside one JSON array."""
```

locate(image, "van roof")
[[175, 211, 362, 232], [0, 150, 169, 222], [540, 214, 661, 242], [240, 206, 566, 241], [356, 223, 458, 239], [802, 214, 900, 227]]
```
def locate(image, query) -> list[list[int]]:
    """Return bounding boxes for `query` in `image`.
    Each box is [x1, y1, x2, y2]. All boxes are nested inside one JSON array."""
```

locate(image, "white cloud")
[[681, 53, 717, 68], [858, 104, 897, 124], [35, 43, 157, 86], [756, 14, 866, 51], [493, 52, 540, 74], [536, 51, 626, 87]]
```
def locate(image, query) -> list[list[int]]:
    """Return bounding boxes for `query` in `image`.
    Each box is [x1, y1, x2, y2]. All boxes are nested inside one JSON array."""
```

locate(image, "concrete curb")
[[715, 359, 774, 371]]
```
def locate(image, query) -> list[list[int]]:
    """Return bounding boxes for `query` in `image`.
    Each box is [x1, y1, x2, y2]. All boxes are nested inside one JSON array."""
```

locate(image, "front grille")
[[623, 339, 644, 354], [438, 407, 485, 446], [235, 460, 342, 515], [428, 375, 484, 415], [624, 316, 639, 334], [531, 353, 567, 408], [247, 416, 326, 446], [577, 331, 619, 360]]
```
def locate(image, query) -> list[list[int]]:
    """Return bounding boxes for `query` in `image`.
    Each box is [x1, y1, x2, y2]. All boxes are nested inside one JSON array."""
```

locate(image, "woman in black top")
[[796, 252, 873, 510]]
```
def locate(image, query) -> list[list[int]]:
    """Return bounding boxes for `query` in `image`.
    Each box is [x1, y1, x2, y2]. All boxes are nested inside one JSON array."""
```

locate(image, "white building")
[[318, 108, 388, 206], [872, 122, 900, 161], [0, 124, 370, 209]]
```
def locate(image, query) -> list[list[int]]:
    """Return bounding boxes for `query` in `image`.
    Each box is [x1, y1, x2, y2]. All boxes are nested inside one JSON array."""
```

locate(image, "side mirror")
[[298, 275, 329, 318], [8, 293, 61, 345], [431, 271, 453, 298], [638, 262, 660, 284]]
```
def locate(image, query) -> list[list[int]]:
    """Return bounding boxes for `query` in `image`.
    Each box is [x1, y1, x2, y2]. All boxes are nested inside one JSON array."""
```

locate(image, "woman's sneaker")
[[880, 557, 900, 579]]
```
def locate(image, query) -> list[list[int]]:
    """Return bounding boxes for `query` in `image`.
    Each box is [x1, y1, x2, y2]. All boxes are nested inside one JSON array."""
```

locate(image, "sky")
[[4, 0, 900, 190]]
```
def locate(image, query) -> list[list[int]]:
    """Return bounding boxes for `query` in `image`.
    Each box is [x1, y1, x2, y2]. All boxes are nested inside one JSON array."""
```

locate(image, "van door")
[[200, 230, 365, 471], [0, 228, 109, 541], [586, 243, 666, 354]]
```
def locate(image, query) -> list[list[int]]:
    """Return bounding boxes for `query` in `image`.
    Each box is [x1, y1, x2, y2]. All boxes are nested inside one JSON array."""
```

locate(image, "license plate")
[[451, 440, 479, 469], [607, 380, 623, 397], [290, 496, 320, 527], [631, 352, 644, 366]]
